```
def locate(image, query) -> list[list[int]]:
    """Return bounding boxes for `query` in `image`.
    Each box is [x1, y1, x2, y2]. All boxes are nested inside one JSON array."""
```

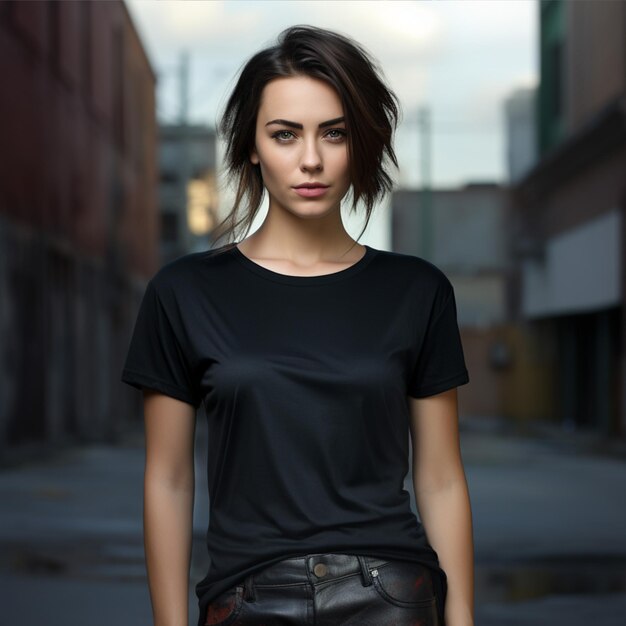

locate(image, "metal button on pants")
[[313, 562, 328, 578], [203, 552, 442, 625]]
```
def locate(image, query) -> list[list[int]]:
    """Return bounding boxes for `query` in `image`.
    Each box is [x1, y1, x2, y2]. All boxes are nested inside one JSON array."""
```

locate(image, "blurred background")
[[0, 1, 625, 625]]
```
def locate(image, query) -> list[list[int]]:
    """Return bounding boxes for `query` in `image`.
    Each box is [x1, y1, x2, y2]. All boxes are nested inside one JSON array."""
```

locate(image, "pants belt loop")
[[356, 555, 373, 587], [243, 573, 256, 602]]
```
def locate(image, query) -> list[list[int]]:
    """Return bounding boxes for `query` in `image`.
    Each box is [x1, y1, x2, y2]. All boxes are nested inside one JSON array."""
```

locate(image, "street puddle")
[[477, 553, 626, 602]]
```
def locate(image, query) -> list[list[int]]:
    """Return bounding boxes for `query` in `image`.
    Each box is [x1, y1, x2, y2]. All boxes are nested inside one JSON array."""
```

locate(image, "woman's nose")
[[300, 138, 322, 171]]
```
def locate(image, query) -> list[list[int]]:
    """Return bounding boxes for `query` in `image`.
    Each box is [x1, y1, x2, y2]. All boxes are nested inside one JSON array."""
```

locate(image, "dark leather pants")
[[204, 552, 441, 625]]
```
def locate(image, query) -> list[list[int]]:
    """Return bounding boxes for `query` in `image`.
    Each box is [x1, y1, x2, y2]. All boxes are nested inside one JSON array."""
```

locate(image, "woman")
[[122, 25, 474, 626]]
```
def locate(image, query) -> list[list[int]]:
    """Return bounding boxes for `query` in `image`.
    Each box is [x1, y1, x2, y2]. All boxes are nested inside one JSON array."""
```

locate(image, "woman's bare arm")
[[408, 387, 475, 626], [143, 389, 197, 626]]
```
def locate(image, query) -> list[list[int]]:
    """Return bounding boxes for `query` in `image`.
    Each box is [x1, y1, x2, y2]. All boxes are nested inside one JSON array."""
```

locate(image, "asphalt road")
[[1, 414, 625, 626]]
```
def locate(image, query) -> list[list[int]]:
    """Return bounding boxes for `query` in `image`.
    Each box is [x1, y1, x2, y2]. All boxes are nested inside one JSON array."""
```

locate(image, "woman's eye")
[[326, 129, 347, 141], [273, 130, 294, 141]]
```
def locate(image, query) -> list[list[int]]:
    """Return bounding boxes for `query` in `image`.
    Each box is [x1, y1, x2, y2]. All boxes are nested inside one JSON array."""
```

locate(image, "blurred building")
[[0, 0, 157, 461], [504, 86, 538, 184], [392, 182, 511, 419], [510, 0, 626, 436], [158, 123, 219, 265]]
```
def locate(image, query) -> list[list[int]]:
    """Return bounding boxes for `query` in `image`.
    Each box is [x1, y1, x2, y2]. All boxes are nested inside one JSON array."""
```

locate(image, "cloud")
[[127, 0, 446, 62]]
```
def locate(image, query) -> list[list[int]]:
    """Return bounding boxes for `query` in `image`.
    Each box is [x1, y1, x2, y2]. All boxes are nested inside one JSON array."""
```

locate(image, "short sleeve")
[[408, 279, 470, 398], [121, 278, 201, 408]]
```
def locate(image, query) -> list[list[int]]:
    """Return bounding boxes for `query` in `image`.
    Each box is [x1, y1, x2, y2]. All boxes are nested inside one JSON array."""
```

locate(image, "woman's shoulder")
[[149, 242, 238, 292], [373, 247, 453, 291]]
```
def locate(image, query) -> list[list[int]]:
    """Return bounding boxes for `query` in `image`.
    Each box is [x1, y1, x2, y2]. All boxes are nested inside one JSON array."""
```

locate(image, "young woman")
[[122, 25, 474, 626]]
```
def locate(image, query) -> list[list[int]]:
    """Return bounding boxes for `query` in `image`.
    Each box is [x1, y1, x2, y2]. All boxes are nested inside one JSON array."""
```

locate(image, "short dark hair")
[[212, 24, 401, 246]]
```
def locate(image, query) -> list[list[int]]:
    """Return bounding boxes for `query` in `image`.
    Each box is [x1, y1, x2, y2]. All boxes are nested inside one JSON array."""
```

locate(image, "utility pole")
[[179, 50, 190, 125], [178, 50, 192, 255], [417, 106, 432, 261]]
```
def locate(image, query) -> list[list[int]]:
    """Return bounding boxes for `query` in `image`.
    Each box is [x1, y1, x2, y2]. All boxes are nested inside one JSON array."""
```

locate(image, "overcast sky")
[[125, 0, 537, 191]]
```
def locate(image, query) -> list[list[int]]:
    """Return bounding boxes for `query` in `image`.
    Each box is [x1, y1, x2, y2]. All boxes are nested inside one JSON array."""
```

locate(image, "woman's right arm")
[[143, 388, 197, 626]]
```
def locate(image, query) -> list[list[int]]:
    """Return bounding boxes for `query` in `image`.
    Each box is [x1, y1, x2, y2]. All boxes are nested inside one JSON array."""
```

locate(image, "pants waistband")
[[242, 553, 391, 602]]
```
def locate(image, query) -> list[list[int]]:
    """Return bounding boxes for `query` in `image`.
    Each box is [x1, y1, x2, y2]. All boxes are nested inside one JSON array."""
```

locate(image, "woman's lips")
[[293, 186, 329, 198]]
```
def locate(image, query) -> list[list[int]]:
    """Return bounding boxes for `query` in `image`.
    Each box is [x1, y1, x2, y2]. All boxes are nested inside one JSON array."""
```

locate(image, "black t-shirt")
[[121, 242, 470, 626]]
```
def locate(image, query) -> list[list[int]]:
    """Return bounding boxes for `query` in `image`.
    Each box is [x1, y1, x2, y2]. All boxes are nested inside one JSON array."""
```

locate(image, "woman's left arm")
[[408, 386, 474, 626]]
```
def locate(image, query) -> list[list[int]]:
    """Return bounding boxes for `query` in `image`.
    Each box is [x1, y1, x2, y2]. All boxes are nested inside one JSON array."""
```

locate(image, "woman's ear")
[[250, 146, 259, 165]]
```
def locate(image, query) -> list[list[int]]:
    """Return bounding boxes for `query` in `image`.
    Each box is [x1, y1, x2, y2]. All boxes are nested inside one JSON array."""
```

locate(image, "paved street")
[[1, 415, 625, 625], [453, 417, 626, 625]]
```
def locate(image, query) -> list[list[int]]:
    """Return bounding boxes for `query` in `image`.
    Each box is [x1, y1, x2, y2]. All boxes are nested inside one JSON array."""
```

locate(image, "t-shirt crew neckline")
[[229, 243, 378, 285]]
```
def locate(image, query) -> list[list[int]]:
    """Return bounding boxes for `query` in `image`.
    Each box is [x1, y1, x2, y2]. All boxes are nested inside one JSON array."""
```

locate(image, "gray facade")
[[158, 124, 218, 264], [392, 183, 509, 328]]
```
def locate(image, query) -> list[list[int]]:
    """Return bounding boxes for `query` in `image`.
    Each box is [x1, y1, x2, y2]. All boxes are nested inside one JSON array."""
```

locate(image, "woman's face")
[[250, 75, 351, 218]]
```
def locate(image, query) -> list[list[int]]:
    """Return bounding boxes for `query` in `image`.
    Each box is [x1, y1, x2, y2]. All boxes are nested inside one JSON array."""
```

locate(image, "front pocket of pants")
[[204, 584, 244, 626], [370, 560, 437, 608]]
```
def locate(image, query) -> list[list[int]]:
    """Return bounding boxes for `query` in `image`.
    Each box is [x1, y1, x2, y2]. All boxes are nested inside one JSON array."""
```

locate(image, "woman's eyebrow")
[[265, 116, 345, 129]]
